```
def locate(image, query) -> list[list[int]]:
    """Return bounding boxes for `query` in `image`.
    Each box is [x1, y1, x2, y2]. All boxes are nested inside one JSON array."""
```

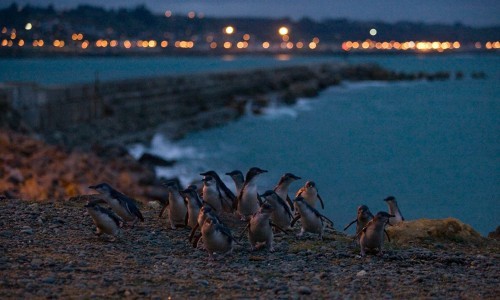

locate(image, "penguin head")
[[245, 167, 267, 182], [278, 173, 301, 185], [162, 180, 180, 191], [226, 170, 244, 181], [200, 170, 217, 178], [202, 176, 216, 186], [357, 205, 370, 214], [305, 181, 316, 190], [383, 196, 396, 203], [88, 183, 112, 194], [259, 202, 274, 214], [259, 190, 277, 201]]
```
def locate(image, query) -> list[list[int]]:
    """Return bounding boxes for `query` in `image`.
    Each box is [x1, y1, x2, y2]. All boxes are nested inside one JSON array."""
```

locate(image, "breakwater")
[[0, 62, 447, 148]]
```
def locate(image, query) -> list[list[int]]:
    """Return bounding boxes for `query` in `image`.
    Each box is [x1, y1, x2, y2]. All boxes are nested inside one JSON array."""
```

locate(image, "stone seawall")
[[0, 62, 433, 148]]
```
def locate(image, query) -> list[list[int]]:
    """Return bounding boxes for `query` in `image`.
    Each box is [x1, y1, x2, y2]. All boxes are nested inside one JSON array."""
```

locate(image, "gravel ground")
[[1, 198, 499, 299]]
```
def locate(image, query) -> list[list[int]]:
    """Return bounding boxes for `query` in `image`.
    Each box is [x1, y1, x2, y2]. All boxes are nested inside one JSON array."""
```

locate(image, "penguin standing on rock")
[[357, 211, 394, 256], [201, 216, 238, 260], [260, 190, 293, 230], [88, 183, 144, 227], [383, 196, 405, 225], [189, 205, 221, 246], [181, 185, 204, 229], [237, 167, 268, 220], [295, 181, 325, 210], [160, 181, 188, 229], [85, 200, 123, 240], [344, 205, 374, 237], [241, 202, 287, 252], [291, 196, 334, 240], [200, 170, 237, 212], [273, 173, 301, 211]]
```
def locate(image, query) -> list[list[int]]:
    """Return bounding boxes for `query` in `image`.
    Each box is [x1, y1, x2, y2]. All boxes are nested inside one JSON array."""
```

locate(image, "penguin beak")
[[88, 185, 96, 189]]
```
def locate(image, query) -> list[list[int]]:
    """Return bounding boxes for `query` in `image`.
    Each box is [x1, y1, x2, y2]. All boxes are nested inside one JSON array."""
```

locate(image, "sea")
[[2, 53, 499, 235]]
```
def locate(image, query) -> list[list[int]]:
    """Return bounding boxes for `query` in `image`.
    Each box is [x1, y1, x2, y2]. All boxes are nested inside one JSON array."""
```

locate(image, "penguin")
[[273, 173, 301, 211], [295, 181, 325, 210], [357, 211, 394, 256], [226, 170, 245, 197], [85, 200, 122, 239], [200, 175, 226, 212], [383, 196, 405, 225], [260, 190, 293, 230], [189, 205, 221, 246], [237, 167, 268, 220], [180, 185, 204, 229], [344, 205, 374, 237], [201, 216, 237, 260], [240, 202, 287, 252], [291, 196, 333, 240], [88, 183, 144, 226], [200, 170, 237, 211], [160, 181, 188, 229]]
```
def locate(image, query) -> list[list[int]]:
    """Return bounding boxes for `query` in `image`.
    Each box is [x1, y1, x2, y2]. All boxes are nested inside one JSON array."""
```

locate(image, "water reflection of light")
[[276, 54, 291, 61], [222, 55, 235, 61]]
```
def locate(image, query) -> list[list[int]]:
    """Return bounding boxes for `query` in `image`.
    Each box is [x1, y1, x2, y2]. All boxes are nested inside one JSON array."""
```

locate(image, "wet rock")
[[20, 226, 33, 234], [356, 270, 367, 277]]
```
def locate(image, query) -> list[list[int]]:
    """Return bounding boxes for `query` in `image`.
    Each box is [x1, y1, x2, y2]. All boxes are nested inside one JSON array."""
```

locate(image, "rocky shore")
[[0, 198, 499, 299]]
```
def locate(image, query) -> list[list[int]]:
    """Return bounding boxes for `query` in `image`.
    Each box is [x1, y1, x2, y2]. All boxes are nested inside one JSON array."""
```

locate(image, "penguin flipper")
[[317, 193, 325, 209], [355, 220, 372, 239], [321, 215, 334, 228], [344, 219, 357, 231], [270, 221, 289, 235], [238, 222, 250, 241], [286, 195, 294, 211], [384, 229, 391, 242], [188, 223, 200, 242], [290, 215, 301, 227]]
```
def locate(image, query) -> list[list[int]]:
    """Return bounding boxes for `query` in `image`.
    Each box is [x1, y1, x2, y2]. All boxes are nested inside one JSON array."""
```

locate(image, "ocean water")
[[128, 54, 500, 236], [3, 53, 499, 235]]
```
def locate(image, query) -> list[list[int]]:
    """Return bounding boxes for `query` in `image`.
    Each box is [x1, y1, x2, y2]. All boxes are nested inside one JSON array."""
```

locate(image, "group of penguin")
[[85, 167, 405, 259]]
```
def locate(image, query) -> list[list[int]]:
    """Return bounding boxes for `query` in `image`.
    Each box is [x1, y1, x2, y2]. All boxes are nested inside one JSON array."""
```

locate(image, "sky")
[[8, 0, 500, 27]]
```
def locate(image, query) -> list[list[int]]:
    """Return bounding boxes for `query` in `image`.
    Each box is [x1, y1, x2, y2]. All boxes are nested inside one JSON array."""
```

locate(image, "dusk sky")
[[7, 0, 500, 27]]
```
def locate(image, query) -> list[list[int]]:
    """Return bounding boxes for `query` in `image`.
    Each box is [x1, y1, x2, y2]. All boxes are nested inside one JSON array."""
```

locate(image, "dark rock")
[[298, 286, 312, 295], [138, 153, 176, 167]]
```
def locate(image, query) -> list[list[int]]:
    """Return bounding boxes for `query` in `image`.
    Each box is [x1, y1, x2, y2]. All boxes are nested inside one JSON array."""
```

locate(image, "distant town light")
[[161, 41, 168, 47], [1, 27, 6, 34], [370, 28, 377, 36], [474, 42, 482, 49], [110, 40, 118, 47], [82, 41, 89, 49], [25, 23, 32, 30], [224, 26, 235, 34], [278, 26, 289, 36], [282, 35, 289, 42], [210, 42, 217, 49], [124, 40, 132, 49], [296, 41, 304, 49], [18, 39, 24, 46], [243, 34, 250, 41], [452, 41, 460, 49], [165, 10, 172, 18], [312, 37, 319, 44], [262, 41, 270, 49], [286, 42, 294, 49], [188, 11, 195, 19], [308, 42, 317, 49], [223, 41, 232, 48]]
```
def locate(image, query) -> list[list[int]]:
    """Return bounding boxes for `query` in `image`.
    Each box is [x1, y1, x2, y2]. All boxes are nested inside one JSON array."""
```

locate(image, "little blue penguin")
[[189, 205, 222, 245], [291, 196, 333, 240], [200, 175, 225, 212], [226, 170, 245, 197], [344, 205, 374, 237], [237, 167, 267, 220], [181, 185, 204, 229], [242, 202, 287, 252], [88, 183, 144, 226], [357, 211, 394, 256], [383, 196, 405, 225], [273, 173, 301, 211], [160, 181, 188, 229], [200, 170, 237, 212], [260, 190, 293, 230], [85, 200, 123, 239], [201, 216, 237, 260], [295, 181, 325, 210]]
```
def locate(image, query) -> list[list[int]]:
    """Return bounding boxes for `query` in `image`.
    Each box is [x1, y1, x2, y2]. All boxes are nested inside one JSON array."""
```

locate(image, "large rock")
[[386, 218, 485, 246]]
